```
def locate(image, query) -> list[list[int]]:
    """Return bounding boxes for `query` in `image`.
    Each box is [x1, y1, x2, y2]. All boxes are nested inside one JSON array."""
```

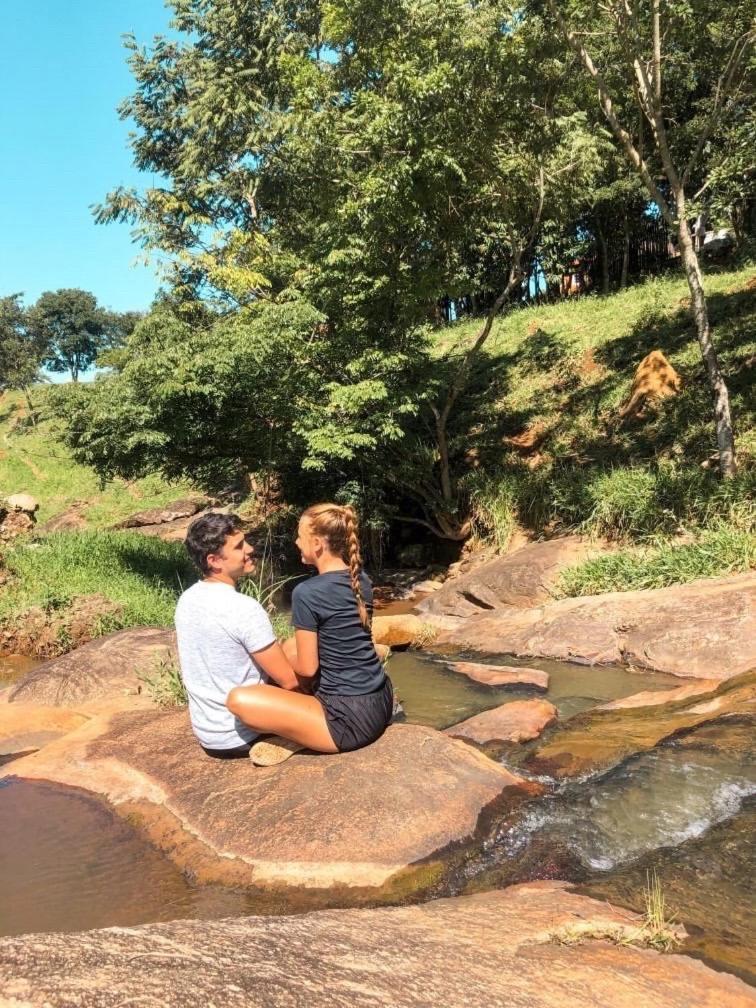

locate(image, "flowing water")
[[1, 649, 753, 985]]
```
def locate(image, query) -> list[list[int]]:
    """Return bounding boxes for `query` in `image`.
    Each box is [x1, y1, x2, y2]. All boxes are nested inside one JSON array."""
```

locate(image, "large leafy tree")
[[27, 289, 109, 382], [0, 295, 45, 396], [543, 0, 755, 476], [82, 0, 601, 538]]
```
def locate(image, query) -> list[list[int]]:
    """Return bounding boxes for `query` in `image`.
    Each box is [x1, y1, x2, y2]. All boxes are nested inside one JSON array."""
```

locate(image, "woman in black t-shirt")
[[226, 503, 393, 764]]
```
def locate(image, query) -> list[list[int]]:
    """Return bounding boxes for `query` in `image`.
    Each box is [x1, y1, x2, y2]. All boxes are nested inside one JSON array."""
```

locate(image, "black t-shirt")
[[290, 569, 384, 695]]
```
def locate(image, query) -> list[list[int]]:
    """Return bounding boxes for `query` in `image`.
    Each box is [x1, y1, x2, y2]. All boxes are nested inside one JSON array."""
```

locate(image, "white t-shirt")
[[174, 580, 276, 749]]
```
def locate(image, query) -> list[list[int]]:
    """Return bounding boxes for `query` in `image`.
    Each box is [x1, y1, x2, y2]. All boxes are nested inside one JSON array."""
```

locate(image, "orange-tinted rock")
[[418, 537, 598, 620], [0, 881, 752, 1008], [0, 704, 87, 756], [4, 716, 528, 892], [8, 627, 177, 706], [441, 573, 756, 680], [372, 613, 427, 647], [523, 669, 756, 780], [445, 699, 557, 745], [599, 679, 720, 710], [448, 661, 549, 690]]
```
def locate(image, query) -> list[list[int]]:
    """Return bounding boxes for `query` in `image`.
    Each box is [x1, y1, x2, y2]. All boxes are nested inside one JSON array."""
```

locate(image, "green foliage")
[[558, 525, 756, 596], [26, 289, 108, 382], [0, 295, 45, 393], [0, 531, 196, 630], [138, 656, 188, 707]]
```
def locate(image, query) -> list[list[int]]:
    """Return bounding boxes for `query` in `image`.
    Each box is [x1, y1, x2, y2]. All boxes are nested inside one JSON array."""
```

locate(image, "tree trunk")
[[596, 223, 610, 294], [676, 208, 737, 477], [620, 214, 630, 289]]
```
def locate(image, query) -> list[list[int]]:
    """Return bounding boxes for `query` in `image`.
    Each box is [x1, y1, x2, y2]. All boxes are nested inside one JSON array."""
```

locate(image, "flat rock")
[[38, 500, 89, 533], [598, 679, 720, 711], [523, 668, 756, 780], [372, 613, 428, 647], [448, 660, 549, 689], [112, 497, 207, 529], [0, 881, 752, 1008], [0, 705, 87, 755], [441, 572, 756, 680], [445, 699, 557, 745], [417, 537, 597, 620], [3, 715, 528, 892], [7, 627, 177, 707]]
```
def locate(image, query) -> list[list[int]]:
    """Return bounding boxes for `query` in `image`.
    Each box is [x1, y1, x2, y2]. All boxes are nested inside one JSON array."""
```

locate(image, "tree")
[[543, 0, 755, 476], [87, 0, 602, 538], [27, 289, 108, 382], [0, 295, 46, 413]]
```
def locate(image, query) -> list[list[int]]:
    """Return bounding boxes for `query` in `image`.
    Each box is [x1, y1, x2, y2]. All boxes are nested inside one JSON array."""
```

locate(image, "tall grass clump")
[[465, 472, 520, 550], [558, 524, 756, 596], [0, 531, 197, 630]]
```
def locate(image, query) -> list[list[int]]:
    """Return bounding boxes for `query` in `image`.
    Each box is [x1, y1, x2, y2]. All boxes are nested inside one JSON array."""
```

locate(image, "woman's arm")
[[291, 628, 320, 679], [250, 641, 299, 690]]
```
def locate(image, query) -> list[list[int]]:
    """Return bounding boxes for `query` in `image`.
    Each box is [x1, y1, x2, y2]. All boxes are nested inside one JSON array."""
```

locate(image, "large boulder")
[[7, 627, 177, 707], [441, 572, 756, 680], [0, 881, 752, 1008], [418, 537, 597, 621], [3, 715, 531, 893], [523, 668, 756, 780], [445, 699, 557, 746], [4, 493, 38, 513]]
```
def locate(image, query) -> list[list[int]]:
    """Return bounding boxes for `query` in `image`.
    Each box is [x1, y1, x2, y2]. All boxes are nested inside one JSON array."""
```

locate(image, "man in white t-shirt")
[[175, 513, 298, 757]]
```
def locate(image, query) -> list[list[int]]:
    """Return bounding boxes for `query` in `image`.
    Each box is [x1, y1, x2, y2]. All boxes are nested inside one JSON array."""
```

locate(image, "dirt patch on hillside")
[[0, 594, 123, 659]]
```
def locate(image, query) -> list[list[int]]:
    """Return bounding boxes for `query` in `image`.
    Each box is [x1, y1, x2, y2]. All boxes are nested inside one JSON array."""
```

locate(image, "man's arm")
[[251, 641, 299, 690]]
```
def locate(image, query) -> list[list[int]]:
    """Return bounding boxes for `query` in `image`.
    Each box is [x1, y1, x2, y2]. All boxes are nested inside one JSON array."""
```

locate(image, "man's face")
[[207, 530, 255, 583]]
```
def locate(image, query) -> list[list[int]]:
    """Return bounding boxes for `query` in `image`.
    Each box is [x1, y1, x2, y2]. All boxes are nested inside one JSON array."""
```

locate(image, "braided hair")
[[303, 503, 370, 630]]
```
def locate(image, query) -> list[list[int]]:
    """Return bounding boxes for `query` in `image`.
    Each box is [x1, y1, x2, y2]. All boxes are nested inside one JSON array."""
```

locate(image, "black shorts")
[[316, 676, 394, 753]]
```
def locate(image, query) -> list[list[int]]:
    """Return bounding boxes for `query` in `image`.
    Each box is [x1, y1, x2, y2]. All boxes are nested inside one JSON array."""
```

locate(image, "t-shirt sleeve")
[[233, 596, 277, 654], [291, 583, 318, 631]]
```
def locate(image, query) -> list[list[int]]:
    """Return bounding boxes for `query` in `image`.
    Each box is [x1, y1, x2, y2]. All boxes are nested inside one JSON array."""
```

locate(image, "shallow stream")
[[0, 650, 753, 984]]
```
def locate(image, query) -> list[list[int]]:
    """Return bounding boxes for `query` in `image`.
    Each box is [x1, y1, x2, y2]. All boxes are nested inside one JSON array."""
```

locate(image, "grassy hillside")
[[0, 388, 196, 527]]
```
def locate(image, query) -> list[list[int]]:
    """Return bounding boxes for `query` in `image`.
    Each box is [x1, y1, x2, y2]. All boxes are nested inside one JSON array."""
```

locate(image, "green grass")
[[439, 262, 756, 545], [558, 525, 756, 596], [0, 387, 196, 527], [0, 531, 197, 630], [0, 529, 295, 648], [138, 656, 188, 707]]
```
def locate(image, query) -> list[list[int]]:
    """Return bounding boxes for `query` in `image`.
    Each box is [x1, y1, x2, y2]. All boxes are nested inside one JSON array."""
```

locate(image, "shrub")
[[558, 525, 756, 596]]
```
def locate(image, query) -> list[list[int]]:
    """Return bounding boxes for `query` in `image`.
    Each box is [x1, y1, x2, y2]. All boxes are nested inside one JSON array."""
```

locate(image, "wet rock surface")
[[7, 627, 177, 706], [439, 573, 756, 679], [581, 784, 755, 984], [417, 536, 596, 619], [0, 704, 87, 756], [3, 715, 529, 892], [448, 660, 549, 689], [1, 881, 752, 1008], [522, 669, 756, 780], [445, 699, 557, 746]]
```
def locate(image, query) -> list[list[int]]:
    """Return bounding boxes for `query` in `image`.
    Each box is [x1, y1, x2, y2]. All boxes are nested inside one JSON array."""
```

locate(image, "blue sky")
[[1, 1, 173, 315]]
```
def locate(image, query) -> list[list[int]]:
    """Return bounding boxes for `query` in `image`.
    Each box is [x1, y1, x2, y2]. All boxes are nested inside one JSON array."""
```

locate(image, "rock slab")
[[445, 699, 557, 745], [7, 627, 177, 707], [442, 572, 756, 680], [3, 716, 526, 891], [0, 882, 752, 1008], [417, 537, 596, 619], [448, 661, 549, 690]]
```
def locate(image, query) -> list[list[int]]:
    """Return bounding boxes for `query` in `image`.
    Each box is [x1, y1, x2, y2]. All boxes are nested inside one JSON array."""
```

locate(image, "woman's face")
[[295, 516, 321, 565]]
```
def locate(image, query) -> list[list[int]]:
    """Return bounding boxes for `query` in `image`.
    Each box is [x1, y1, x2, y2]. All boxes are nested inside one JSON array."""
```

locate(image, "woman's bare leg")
[[226, 684, 338, 753]]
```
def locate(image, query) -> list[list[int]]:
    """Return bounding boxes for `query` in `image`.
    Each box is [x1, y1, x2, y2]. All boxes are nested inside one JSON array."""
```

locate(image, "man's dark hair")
[[185, 512, 244, 575]]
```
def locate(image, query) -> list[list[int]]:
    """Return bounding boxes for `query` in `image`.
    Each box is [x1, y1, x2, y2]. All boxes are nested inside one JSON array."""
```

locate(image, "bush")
[[558, 525, 756, 596]]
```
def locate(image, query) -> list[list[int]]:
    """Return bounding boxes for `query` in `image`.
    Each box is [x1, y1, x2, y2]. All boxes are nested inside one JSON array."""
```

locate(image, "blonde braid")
[[342, 505, 370, 630]]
